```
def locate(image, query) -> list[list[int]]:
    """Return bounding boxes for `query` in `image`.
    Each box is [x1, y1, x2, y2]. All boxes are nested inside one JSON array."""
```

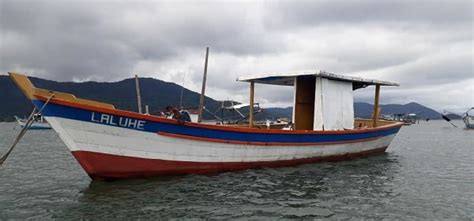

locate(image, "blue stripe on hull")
[[33, 100, 401, 144], [21, 125, 52, 129]]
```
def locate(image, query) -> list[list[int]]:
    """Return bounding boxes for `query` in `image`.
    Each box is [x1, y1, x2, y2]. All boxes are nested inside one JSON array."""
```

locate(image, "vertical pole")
[[249, 81, 255, 128], [221, 100, 224, 124], [179, 72, 186, 109], [372, 84, 380, 128], [135, 74, 142, 114], [198, 47, 209, 123]]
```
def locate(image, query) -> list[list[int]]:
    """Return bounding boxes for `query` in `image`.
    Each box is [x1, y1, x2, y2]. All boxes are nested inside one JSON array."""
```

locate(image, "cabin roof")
[[237, 70, 399, 90]]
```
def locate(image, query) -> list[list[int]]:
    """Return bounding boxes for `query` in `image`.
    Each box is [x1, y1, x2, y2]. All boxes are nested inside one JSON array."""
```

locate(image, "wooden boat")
[[14, 114, 52, 129], [9, 71, 403, 180]]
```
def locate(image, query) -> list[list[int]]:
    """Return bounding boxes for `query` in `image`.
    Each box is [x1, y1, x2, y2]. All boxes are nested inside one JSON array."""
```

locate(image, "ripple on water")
[[0, 121, 473, 219]]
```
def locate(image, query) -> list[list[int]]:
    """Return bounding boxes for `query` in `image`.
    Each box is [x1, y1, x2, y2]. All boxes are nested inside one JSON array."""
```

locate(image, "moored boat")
[[462, 108, 474, 129], [9, 71, 403, 180], [14, 114, 52, 129]]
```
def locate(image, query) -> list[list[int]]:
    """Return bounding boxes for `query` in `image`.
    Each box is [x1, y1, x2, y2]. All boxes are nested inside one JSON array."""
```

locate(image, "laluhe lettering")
[[91, 112, 146, 130]]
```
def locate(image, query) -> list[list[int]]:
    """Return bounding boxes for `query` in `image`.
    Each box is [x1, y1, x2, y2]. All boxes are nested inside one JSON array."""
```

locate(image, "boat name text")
[[91, 112, 145, 130]]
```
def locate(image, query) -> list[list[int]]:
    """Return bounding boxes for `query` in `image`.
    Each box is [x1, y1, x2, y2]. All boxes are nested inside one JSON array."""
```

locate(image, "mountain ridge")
[[0, 75, 441, 121], [1, 75, 220, 121]]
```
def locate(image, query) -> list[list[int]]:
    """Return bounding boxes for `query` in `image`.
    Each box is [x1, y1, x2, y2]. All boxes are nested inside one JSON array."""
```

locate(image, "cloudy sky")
[[1, 0, 472, 111]]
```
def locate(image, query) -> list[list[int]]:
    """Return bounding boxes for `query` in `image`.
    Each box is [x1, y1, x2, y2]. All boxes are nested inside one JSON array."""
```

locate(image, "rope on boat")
[[0, 94, 55, 166]]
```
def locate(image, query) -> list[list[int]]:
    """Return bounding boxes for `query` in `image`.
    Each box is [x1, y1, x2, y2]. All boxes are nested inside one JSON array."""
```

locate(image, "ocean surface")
[[0, 120, 473, 220]]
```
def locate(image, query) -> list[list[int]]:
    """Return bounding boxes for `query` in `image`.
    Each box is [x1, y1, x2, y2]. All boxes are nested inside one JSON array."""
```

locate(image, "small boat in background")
[[383, 113, 419, 125], [15, 114, 52, 129], [443, 108, 474, 129], [462, 108, 474, 129]]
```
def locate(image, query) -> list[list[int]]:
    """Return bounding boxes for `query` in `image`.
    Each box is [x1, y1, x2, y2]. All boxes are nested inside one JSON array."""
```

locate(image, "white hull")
[[47, 116, 395, 163]]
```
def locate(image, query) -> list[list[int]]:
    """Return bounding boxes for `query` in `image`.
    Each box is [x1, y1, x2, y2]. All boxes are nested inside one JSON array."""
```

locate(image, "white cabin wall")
[[341, 82, 355, 129], [313, 78, 354, 130], [313, 77, 324, 130]]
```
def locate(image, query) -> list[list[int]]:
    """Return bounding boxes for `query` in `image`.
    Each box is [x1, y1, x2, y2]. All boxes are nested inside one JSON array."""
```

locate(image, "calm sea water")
[[0, 121, 473, 219]]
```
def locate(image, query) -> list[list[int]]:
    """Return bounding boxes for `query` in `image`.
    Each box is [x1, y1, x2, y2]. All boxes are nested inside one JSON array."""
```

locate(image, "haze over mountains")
[[0, 75, 441, 122]]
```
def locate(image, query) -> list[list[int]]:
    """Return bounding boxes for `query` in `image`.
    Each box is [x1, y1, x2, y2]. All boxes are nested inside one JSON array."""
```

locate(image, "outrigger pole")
[[135, 74, 142, 114], [198, 47, 210, 123], [441, 114, 458, 128], [179, 72, 186, 109]]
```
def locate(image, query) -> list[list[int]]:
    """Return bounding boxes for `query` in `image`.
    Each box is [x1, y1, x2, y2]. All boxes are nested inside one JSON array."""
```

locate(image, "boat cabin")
[[238, 70, 399, 131]]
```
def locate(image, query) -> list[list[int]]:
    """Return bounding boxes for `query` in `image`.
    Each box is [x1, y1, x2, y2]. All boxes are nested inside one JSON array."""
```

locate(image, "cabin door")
[[294, 76, 316, 130]]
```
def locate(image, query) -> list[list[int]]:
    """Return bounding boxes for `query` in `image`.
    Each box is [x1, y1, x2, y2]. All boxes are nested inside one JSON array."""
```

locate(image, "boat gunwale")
[[33, 94, 404, 135], [158, 131, 385, 146]]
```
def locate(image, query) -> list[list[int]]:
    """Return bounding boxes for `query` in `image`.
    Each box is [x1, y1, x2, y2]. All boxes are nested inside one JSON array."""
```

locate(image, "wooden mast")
[[135, 74, 142, 114], [249, 81, 255, 128], [372, 84, 381, 128], [197, 47, 209, 123]]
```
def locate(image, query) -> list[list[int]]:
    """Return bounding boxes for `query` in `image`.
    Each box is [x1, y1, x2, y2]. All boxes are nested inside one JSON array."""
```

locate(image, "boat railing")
[[354, 119, 396, 128], [217, 118, 397, 131]]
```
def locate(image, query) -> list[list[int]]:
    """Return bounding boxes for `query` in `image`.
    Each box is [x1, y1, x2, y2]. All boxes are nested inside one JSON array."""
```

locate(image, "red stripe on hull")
[[71, 147, 388, 180]]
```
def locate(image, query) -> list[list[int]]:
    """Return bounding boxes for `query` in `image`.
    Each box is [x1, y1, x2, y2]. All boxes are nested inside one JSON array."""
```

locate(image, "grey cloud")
[[265, 0, 472, 29], [364, 41, 473, 88], [0, 0, 472, 110], [1, 1, 139, 81], [0, 1, 281, 81]]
